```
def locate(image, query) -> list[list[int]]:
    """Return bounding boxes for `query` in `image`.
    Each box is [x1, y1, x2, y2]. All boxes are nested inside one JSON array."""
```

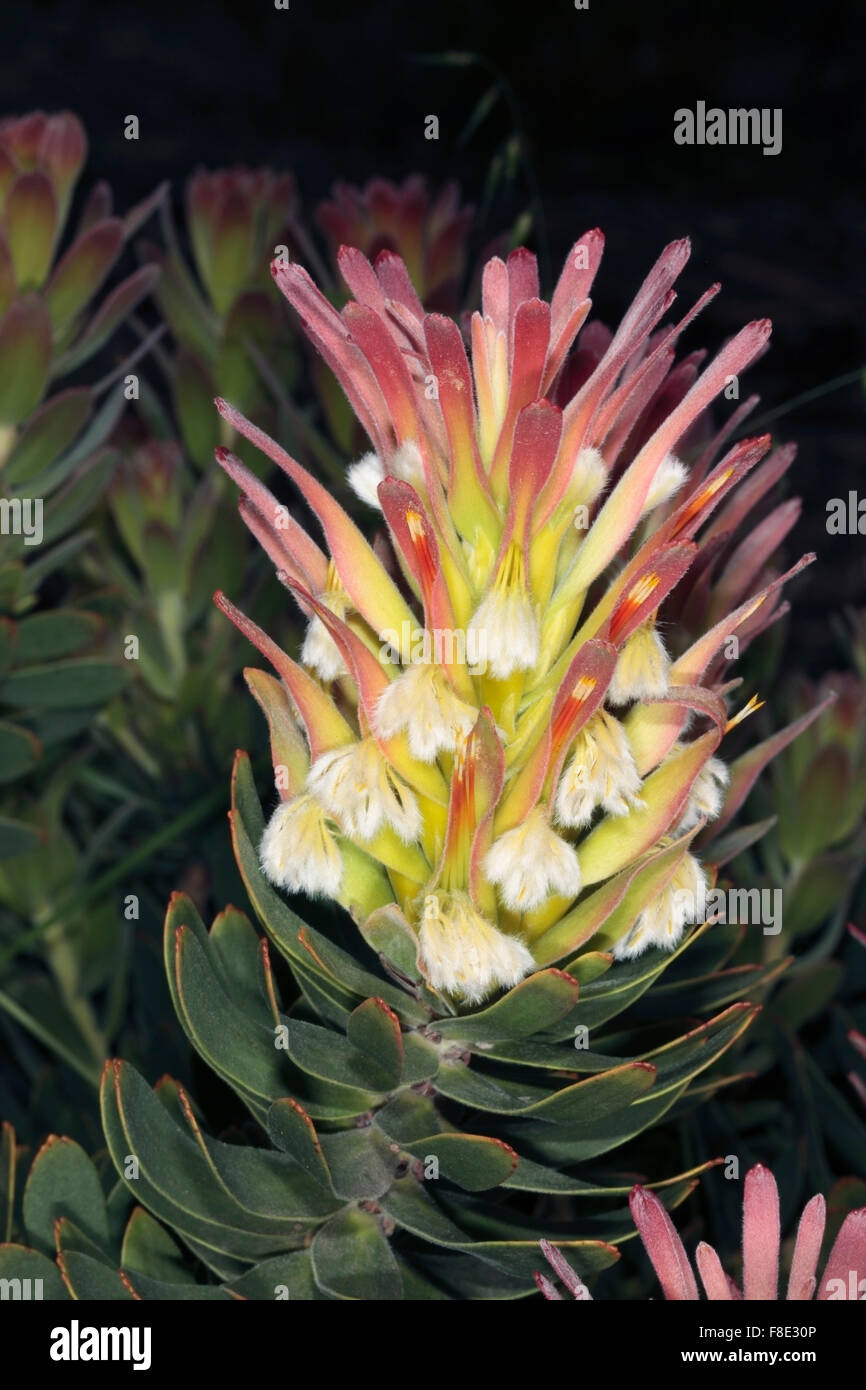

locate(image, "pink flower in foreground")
[[538, 1164, 866, 1299]]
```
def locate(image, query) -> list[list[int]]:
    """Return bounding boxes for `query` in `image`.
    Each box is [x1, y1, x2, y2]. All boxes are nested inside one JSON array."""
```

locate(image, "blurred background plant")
[[0, 125, 498, 1148], [0, 159, 315, 1135], [0, 110, 166, 1132]]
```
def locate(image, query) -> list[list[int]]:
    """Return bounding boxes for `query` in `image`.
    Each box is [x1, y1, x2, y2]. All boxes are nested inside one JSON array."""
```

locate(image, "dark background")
[[7, 0, 865, 671]]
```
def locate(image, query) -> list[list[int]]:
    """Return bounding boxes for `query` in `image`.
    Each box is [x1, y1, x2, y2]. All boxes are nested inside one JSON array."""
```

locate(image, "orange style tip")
[[725, 694, 764, 732]]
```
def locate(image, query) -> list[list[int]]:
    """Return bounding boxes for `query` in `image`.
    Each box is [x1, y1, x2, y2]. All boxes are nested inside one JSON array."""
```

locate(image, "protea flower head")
[[537, 1165, 866, 1299], [316, 176, 473, 310], [214, 230, 817, 1008]]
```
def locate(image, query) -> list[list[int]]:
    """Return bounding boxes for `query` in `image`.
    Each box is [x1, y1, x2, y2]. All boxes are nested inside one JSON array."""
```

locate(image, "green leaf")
[[120, 1207, 196, 1284], [640, 957, 790, 1014], [36, 378, 126, 484], [296, 920, 427, 1024], [0, 657, 126, 708], [392, 1256, 452, 1300], [637, 1003, 758, 1100], [477, 1039, 619, 1072], [503, 1087, 687, 1166], [318, 1128, 398, 1200], [563, 951, 613, 985], [43, 219, 124, 332], [292, 960, 356, 1030], [21, 1136, 109, 1256], [206, 196, 255, 317], [402, 1134, 519, 1191], [4, 172, 58, 290], [2, 388, 91, 485], [0, 1244, 69, 1299], [192, 1128, 341, 1222], [173, 349, 219, 468], [0, 295, 53, 424], [434, 1062, 551, 1114], [416, 1253, 527, 1300], [121, 1271, 235, 1300], [56, 266, 160, 374], [208, 905, 275, 1030], [358, 903, 422, 981], [310, 1207, 403, 1300], [18, 530, 93, 594], [346, 997, 404, 1088], [265, 1098, 331, 1188], [521, 1061, 657, 1124], [14, 609, 101, 662], [282, 1069, 384, 1123], [38, 448, 117, 547], [702, 816, 777, 866], [557, 927, 703, 1032], [0, 977, 102, 1083], [0, 720, 41, 781], [770, 963, 844, 1030], [278, 1016, 391, 1097], [53, 1216, 114, 1264], [374, 1091, 441, 1144], [57, 1250, 134, 1299], [402, 1032, 440, 1084], [0, 617, 16, 676], [0, 561, 24, 611], [152, 251, 216, 362], [781, 855, 853, 936], [100, 1062, 322, 1260], [229, 1250, 327, 1301], [166, 920, 293, 1120], [500, 1006, 758, 1165], [437, 969, 580, 1041], [779, 748, 852, 860], [380, 1174, 619, 1282], [0, 816, 43, 859]]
